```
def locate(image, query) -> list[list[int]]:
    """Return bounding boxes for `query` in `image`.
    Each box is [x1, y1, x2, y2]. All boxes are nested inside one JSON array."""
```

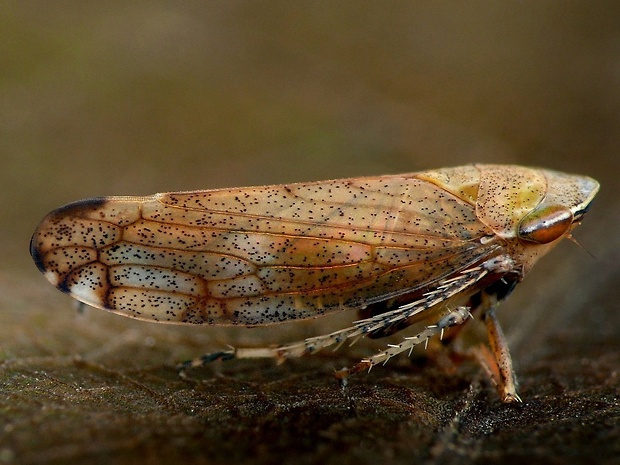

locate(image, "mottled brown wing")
[[31, 175, 503, 325]]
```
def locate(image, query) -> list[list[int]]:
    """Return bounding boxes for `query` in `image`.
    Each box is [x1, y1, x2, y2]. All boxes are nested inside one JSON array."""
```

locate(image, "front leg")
[[471, 279, 522, 403]]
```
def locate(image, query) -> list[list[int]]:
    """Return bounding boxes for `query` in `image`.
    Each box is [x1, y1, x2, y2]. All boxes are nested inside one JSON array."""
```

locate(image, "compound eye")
[[518, 205, 574, 244]]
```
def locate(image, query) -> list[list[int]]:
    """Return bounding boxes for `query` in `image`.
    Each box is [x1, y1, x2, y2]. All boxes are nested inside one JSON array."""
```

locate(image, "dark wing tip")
[[48, 197, 109, 219], [29, 230, 47, 273], [30, 197, 109, 275]]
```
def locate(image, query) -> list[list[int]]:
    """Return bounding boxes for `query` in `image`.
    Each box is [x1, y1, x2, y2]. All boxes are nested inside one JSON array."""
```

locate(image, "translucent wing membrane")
[[31, 175, 502, 325]]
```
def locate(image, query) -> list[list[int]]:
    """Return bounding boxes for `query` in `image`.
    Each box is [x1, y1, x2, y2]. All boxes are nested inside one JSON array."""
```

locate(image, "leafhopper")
[[30, 164, 599, 402]]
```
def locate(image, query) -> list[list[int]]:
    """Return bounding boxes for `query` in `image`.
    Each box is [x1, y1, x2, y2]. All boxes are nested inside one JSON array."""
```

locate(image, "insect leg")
[[479, 308, 521, 403], [339, 306, 472, 376], [177, 325, 368, 378], [177, 255, 515, 378], [259, 255, 515, 363], [464, 275, 521, 403], [177, 350, 237, 379]]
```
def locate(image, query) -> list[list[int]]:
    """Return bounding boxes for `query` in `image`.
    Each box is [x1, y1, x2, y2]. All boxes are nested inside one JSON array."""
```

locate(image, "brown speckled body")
[[30, 164, 598, 401]]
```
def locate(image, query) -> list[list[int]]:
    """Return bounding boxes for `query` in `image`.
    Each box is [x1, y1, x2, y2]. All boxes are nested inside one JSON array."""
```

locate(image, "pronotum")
[[30, 164, 599, 402]]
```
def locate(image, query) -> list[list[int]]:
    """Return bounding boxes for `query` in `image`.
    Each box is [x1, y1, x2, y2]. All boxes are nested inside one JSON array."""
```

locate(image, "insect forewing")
[[31, 174, 502, 325]]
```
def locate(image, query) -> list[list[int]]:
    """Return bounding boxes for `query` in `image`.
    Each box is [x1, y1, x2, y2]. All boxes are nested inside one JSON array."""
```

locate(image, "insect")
[[30, 164, 599, 402]]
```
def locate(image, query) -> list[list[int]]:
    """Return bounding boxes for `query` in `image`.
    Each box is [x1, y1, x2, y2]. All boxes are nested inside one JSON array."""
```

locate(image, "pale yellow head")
[[417, 164, 599, 274]]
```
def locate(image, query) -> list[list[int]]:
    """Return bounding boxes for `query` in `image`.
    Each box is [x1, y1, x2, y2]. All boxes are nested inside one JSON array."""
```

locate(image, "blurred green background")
[[1, 2, 619, 465]]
